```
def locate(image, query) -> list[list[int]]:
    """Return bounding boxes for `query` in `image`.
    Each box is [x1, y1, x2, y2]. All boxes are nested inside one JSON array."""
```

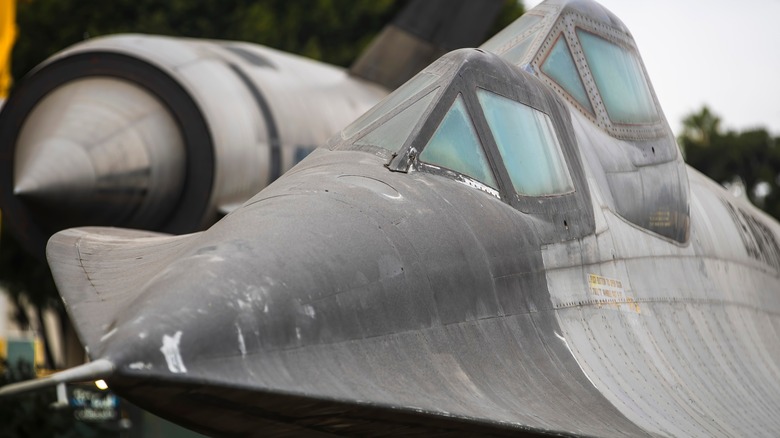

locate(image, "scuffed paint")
[[100, 327, 118, 343], [160, 331, 187, 373], [236, 323, 247, 357], [128, 362, 153, 370]]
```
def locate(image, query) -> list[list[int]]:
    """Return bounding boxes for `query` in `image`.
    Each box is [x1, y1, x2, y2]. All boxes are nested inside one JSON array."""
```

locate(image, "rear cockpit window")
[[477, 89, 573, 196], [354, 88, 438, 151], [577, 29, 658, 124], [419, 94, 497, 189], [542, 36, 593, 113]]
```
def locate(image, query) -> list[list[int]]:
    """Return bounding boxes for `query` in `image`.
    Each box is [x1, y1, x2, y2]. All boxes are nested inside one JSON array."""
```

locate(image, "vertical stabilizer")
[[350, 0, 505, 89]]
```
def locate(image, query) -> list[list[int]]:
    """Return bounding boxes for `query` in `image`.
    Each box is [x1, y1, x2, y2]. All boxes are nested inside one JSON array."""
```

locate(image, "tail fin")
[[350, 0, 506, 89]]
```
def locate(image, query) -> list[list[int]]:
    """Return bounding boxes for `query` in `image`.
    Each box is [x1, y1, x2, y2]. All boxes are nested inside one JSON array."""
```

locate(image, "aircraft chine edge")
[[3, 0, 780, 436]]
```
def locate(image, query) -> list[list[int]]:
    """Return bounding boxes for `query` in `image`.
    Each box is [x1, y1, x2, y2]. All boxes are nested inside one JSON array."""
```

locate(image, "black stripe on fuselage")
[[227, 63, 283, 183]]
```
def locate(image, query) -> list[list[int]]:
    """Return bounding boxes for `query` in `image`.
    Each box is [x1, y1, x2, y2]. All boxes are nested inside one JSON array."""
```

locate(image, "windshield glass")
[[342, 72, 439, 138], [577, 29, 658, 124], [541, 36, 593, 113], [419, 94, 497, 188], [478, 89, 573, 196], [353, 88, 438, 152]]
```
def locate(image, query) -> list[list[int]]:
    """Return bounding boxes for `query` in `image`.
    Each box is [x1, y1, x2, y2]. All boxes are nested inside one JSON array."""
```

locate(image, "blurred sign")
[[70, 386, 119, 422], [6, 337, 34, 366]]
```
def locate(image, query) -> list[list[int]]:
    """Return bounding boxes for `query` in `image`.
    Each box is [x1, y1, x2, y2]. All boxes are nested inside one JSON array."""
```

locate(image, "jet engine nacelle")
[[0, 34, 387, 258]]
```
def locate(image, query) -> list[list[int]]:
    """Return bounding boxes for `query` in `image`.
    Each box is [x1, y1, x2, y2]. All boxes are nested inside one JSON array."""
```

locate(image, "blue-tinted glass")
[[541, 36, 593, 113], [577, 29, 658, 124], [354, 89, 438, 151], [477, 89, 574, 196], [420, 95, 497, 188]]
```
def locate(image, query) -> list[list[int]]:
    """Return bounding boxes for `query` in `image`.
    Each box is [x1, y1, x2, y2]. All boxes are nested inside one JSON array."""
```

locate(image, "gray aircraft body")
[[0, 0, 504, 259], [4, 0, 780, 436]]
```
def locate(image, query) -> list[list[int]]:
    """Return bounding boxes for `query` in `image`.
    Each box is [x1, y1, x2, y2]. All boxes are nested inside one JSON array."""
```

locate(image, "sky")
[[522, 0, 780, 136]]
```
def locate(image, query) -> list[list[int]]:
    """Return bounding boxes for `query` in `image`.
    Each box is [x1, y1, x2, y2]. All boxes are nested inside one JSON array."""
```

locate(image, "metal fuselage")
[[12, 0, 780, 436]]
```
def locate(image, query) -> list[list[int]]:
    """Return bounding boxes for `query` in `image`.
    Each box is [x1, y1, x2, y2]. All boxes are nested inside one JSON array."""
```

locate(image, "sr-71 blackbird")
[[4, 0, 780, 436]]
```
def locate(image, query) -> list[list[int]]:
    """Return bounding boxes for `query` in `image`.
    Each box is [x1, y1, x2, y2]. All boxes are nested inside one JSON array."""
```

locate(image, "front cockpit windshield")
[[337, 48, 578, 203], [341, 71, 440, 140], [477, 89, 573, 196], [353, 89, 438, 152], [419, 94, 497, 189]]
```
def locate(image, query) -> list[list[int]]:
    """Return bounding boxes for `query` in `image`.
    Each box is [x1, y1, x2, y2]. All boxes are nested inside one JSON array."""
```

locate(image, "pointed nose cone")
[[14, 138, 96, 200], [12, 76, 186, 231]]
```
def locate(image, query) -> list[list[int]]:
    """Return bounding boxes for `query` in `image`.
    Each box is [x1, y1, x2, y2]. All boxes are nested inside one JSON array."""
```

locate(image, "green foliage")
[[681, 106, 721, 149], [13, 0, 404, 80], [680, 106, 780, 219], [12, 0, 527, 81]]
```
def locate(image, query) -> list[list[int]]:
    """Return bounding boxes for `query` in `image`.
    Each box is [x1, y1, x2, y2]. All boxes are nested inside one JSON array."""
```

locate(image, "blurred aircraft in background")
[[0, 0, 506, 259]]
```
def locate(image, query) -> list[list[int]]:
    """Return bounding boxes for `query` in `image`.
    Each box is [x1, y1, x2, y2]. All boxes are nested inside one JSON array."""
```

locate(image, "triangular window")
[[354, 88, 438, 152], [541, 36, 593, 113], [419, 95, 497, 189]]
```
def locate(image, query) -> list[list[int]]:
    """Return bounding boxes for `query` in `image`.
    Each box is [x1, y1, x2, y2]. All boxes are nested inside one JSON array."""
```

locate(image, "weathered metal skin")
[[47, 147, 648, 437], [4, 0, 780, 436]]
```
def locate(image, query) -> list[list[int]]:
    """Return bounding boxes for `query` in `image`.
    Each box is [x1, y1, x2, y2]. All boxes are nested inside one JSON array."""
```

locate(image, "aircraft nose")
[[100, 247, 283, 376], [98, 188, 421, 380]]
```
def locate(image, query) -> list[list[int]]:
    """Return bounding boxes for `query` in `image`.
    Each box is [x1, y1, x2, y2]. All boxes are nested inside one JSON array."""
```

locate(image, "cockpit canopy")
[[333, 3, 693, 243], [332, 0, 690, 244], [335, 48, 594, 240]]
